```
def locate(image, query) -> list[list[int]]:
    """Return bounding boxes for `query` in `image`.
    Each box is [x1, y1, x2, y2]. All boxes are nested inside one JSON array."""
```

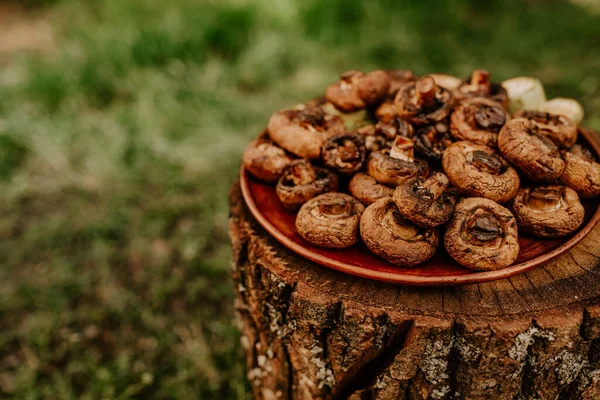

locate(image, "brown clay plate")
[[240, 129, 600, 286]]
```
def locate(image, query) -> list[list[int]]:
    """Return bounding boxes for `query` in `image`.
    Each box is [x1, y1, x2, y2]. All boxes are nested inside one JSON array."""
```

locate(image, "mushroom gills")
[[473, 104, 506, 131], [381, 208, 421, 241], [467, 150, 502, 174], [462, 208, 503, 246], [311, 199, 352, 219], [524, 187, 565, 212], [285, 162, 317, 186]]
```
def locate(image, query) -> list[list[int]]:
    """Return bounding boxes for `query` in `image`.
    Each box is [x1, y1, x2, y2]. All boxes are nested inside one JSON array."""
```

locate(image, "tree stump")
[[229, 183, 600, 400]]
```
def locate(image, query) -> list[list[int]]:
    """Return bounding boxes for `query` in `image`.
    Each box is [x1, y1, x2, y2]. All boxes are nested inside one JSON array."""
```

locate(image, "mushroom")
[[498, 118, 565, 181], [501, 76, 547, 114], [513, 110, 577, 148], [375, 99, 398, 123], [321, 132, 367, 175], [268, 105, 345, 160], [511, 185, 585, 238], [367, 136, 429, 187], [276, 159, 339, 210], [453, 69, 509, 108], [413, 122, 453, 162], [325, 70, 391, 112], [357, 118, 413, 152], [450, 97, 510, 146], [296, 193, 365, 249], [348, 173, 394, 205], [360, 197, 439, 267], [442, 141, 520, 203], [444, 197, 519, 271], [242, 133, 294, 183], [429, 73, 463, 91], [560, 144, 600, 199], [393, 172, 457, 228], [395, 76, 454, 125], [386, 69, 416, 96]]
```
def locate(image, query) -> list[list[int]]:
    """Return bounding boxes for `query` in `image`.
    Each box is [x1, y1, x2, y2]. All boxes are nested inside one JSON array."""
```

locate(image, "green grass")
[[0, 0, 599, 398]]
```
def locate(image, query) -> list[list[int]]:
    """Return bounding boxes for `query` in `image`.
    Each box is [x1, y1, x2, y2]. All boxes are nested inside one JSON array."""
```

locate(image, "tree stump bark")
[[229, 183, 600, 400]]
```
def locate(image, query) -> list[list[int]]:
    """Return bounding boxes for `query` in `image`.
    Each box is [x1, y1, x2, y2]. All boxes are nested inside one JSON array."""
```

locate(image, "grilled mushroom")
[[296, 193, 365, 249], [393, 172, 457, 228], [450, 97, 510, 146], [454, 69, 509, 107], [321, 132, 366, 175], [442, 141, 520, 203], [276, 160, 339, 210], [445, 197, 519, 271], [413, 123, 453, 162], [513, 110, 577, 148], [360, 197, 439, 267], [367, 136, 429, 187], [268, 105, 345, 159], [242, 133, 294, 182], [560, 144, 600, 199], [325, 70, 391, 112], [358, 118, 413, 152], [511, 185, 584, 238], [348, 173, 394, 205], [395, 76, 454, 125], [386, 69, 416, 96], [498, 118, 565, 181]]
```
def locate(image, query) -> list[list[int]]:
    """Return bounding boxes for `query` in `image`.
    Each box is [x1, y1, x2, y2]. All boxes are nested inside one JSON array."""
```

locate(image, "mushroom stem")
[[389, 137, 415, 161], [416, 77, 438, 108], [289, 162, 316, 185], [423, 173, 449, 200], [470, 69, 491, 94]]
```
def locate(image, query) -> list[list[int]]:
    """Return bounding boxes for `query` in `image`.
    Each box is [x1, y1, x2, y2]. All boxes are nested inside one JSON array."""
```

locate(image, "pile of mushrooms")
[[243, 69, 599, 271]]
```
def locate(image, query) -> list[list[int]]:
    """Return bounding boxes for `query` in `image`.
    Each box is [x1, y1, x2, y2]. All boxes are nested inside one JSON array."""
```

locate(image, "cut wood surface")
[[230, 153, 600, 399]]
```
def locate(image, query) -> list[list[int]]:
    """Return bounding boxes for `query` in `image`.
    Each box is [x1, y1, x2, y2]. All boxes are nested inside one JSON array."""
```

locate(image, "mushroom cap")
[[348, 172, 394, 206], [454, 70, 509, 108], [321, 132, 367, 175], [386, 69, 416, 96], [392, 172, 457, 228], [511, 185, 585, 238], [276, 160, 339, 210], [395, 76, 454, 125], [367, 147, 429, 187], [360, 197, 439, 267], [325, 70, 391, 112], [442, 141, 520, 203], [514, 110, 577, 148], [242, 132, 294, 183], [560, 147, 600, 199], [498, 118, 565, 181], [296, 192, 365, 249], [450, 97, 510, 146], [268, 105, 345, 159], [444, 197, 519, 271]]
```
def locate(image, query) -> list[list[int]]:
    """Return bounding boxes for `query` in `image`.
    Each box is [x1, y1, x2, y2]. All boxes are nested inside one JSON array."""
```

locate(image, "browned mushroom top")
[[442, 141, 520, 203], [348, 173, 394, 206], [511, 185, 585, 238], [276, 159, 339, 210], [296, 192, 365, 249], [450, 97, 510, 146], [242, 132, 294, 183], [386, 69, 416, 96], [454, 69, 509, 108], [560, 144, 600, 199], [367, 137, 429, 187], [268, 105, 345, 159], [498, 118, 565, 182], [321, 132, 366, 175], [514, 110, 577, 148], [444, 197, 519, 270], [414, 122, 453, 162], [325, 70, 391, 112], [395, 76, 454, 125]]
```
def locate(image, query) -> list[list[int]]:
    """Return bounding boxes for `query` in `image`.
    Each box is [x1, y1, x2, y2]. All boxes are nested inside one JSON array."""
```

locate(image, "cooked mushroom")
[[357, 118, 413, 152], [498, 118, 565, 181], [296, 193, 365, 249], [375, 99, 398, 123], [560, 144, 600, 199], [511, 185, 584, 238], [386, 69, 416, 95], [454, 69, 509, 107], [348, 173, 394, 205], [395, 76, 454, 125], [501, 76, 546, 114], [450, 97, 510, 146], [513, 110, 577, 148], [242, 133, 294, 183], [268, 105, 345, 160], [276, 159, 339, 210], [429, 73, 463, 91], [321, 132, 366, 175], [360, 197, 439, 267], [444, 197, 519, 271], [413, 122, 453, 162], [325, 70, 391, 112], [442, 141, 520, 203], [542, 98, 584, 125], [367, 137, 429, 187], [393, 172, 457, 228]]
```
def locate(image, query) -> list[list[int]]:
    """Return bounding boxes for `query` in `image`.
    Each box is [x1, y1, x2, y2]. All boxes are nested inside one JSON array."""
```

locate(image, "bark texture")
[[229, 182, 600, 400]]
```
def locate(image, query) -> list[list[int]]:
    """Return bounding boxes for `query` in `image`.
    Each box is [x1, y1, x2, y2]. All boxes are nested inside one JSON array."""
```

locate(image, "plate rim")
[[240, 128, 600, 286]]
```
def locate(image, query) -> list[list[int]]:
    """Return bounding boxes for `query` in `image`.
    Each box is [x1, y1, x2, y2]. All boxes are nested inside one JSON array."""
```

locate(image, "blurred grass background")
[[0, 0, 599, 398]]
